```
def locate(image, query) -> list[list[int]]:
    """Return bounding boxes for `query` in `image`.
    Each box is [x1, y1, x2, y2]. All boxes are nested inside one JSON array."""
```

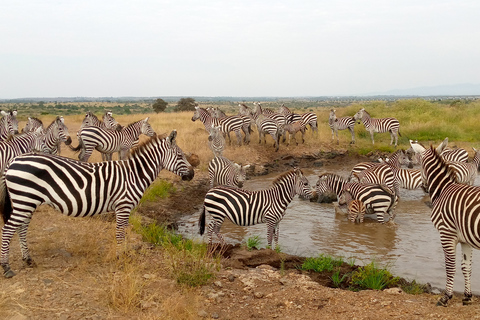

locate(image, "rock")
[[214, 280, 223, 288], [197, 310, 208, 318], [228, 275, 235, 282], [383, 287, 403, 294], [211, 313, 220, 319], [254, 291, 264, 299]]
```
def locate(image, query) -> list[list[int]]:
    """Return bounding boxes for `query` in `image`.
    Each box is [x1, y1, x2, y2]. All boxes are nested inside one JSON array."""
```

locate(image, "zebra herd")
[[0, 110, 194, 278]]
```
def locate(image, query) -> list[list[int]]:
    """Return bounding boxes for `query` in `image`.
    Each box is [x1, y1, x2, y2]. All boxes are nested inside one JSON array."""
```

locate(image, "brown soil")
[[1, 149, 480, 319]]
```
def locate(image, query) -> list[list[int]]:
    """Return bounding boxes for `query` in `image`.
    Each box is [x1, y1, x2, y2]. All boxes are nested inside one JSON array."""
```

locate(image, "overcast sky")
[[1, 0, 479, 99]]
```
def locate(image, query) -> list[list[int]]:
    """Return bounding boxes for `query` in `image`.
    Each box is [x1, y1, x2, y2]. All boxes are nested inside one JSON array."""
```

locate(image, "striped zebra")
[[192, 106, 244, 146], [354, 108, 401, 147], [199, 168, 314, 247], [0, 130, 194, 278], [279, 104, 318, 133], [208, 156, 250, 188], [40, 116, 72, 155], [214, 106, 252, 144], [23, 117, 43, 134], [411, 138, 480, 306], [80, 111, 121, 131], [70, 117, 156, 162], [441, 147, 469, 163], [0, 110, 19, 142], [250, 103, 284, 151], [283, 120, 307, 146], [329, 109, 355, 144], [446, 148, 480, 185], [350, 149, 410, 179], [207, 126, 225, 157], [377, 150, 423, 190], [339, 191, 366, 223], [315, 173, 396, 223]]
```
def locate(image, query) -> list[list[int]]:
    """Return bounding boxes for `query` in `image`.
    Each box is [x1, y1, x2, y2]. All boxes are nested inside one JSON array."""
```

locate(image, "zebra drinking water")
[[199, 168, 314, 248], [411, 138, 480, 306], [0, 130, 194, 278], [329, 109, 355, 144], [208, 156, 250, 188], [70, 117, 156, 162], [354, 108, 400, 147]]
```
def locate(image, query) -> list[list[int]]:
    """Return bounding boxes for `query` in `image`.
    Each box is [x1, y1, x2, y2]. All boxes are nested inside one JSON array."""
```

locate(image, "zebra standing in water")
[[339, 191, 366, 223], [208, 156, 250, 188], [207, 126, 225, 157], [447, 148, 480, 185], [315, 173, 396, 223], [199, 168, 314, 248], [0, 110, 19, 142], [70, 117, 156, 162], [329, 109, 355, 144], [354, 108, 400, 147], [410, 138, 480, 306], [0, 130, 194, 278]]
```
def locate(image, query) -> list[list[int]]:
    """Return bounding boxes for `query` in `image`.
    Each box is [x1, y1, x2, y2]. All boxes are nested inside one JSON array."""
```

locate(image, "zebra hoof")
[[23, 257, 37, 268], [436, 294, 451, 307], [3, 269, 15, 278], [463, 296, 473, 305]]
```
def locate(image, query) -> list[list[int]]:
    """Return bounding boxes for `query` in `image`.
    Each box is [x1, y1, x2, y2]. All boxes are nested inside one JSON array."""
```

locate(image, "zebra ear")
[[144, 117, 150, 122], [12, 110, 17, 116], [436, 137, 448, 153], [168, 130, 177, 146], [0, 111, 6, 117], [34, 126, 43, 134]]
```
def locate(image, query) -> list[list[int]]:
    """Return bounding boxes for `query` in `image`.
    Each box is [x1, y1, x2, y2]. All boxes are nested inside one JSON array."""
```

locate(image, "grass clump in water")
[[243, 235, 262, 251]]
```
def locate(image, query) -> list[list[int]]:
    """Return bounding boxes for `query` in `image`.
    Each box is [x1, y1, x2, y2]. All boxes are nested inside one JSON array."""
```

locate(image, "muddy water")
[[178, 164, 480, 294]]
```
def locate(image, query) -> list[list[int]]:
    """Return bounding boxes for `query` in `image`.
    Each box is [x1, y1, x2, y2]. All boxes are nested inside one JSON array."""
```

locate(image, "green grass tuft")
[[350, 261, 399, 290], [301, 254, 344, 273]]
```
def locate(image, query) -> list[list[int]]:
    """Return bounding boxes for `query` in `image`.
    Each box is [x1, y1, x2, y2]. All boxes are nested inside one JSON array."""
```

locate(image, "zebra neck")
[[425, 162, 454, 203]]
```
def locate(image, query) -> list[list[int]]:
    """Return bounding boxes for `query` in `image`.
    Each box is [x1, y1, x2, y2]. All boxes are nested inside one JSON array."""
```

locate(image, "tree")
[[175, 98, 196, 112], [152, 98, 168, 113]]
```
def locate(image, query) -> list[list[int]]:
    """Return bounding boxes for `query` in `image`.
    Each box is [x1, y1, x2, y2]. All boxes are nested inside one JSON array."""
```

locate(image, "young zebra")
[[0, 110, 19, 142], [412, 138, 480, 306], [207, 125, 225, 157], [192, 106, 244, 146], [23, 117, 44, 134], [339, 190, 366, 223], [329, 109, 355, 144], [208, 156, 250, 188], [199, 168, 314, 248], [0, 130, 194, 278], [354, 108, 400, 147], [446, 148, 480, 185], [40, 116, 72, 155], [282, 120, 307, 146], [70, 117, 156, 162], [315, 173, 396, 223]]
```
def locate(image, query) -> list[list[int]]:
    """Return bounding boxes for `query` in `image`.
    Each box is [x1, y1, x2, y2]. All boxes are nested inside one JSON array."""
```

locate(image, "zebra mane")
[[430, 145, 457, 183], [318, 172, 349, 182], [125, 118, 145, 128], [86, 112, 100, 121], [29, 117, 43, 125], [129, 133, 168, 157], [272, 169, 299, 185], [45, 117, 61, 130]]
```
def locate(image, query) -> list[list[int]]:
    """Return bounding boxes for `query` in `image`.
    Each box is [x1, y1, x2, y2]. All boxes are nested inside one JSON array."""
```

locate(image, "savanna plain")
[[1, 99, 480, 319]]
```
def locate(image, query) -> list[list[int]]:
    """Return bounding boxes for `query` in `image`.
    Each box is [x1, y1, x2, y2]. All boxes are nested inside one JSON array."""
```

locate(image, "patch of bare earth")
[[1, 150, 480, 319]]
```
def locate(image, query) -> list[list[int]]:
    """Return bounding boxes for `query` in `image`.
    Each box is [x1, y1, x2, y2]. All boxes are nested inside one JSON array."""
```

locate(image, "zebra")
[[214, 106, 252, 144], [377, 150, 423, 191], [441, 147, 469, 163], [250, 103, 284, 151], [339, 191, 366, 223], [350, 149, 410, 179], [411, 138, 480, 306], [70, 117, 156, 162], [315, 173, 396, 223], [208, 156, 250, 188], [207, 125, 225, 157], [0, 130, 194, 278], [199, 168, 314, 248], [354, 108, 401, 147], [282, 120, 307, 146], [329, 109, 355, 144], [278, 104, 318, 133], [23, 117, 44, 134], [79, 111, 121, 131], [192, 106, 244, 146], [40, 116, 72, 155], [446, 148, 480, 185], [0, 110, 19, 142]]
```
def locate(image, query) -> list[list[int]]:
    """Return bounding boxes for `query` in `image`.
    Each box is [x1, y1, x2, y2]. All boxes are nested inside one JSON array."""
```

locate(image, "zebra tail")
[[68, 138, 83, 153], [0, 178, 12, 224], [199, 205, 206, 235]]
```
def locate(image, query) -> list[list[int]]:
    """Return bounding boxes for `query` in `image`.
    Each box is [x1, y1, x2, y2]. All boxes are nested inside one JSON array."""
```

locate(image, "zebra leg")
[[1, 223, 21, 278], [349, 127, 355, 144], [437, 235, 457, 306], [460, 242, 473, 305], [266, 221, 275, 248], [273, 222, 280, 249], [235, 130, 242, 146], [114, 208, 133, 255], [369, 131, 375, 145], [18, 221, 36, 268]]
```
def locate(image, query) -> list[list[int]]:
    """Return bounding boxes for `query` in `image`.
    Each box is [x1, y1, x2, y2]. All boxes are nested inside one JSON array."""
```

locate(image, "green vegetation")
[[350, 261, 399, 291], [301, 254, 344, 273], [140, 180, 177, 204], [130, 216, 219, 287], [243, 235, 262, 251]]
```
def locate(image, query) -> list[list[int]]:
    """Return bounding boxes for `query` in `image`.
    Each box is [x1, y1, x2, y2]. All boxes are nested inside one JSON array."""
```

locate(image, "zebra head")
[[162, 130, 194, 181], [353, 108, 365, 124], [191, 106, 202, 122], [53, 116, 72, 146], [233, 163, 250, 188], [102, 111, 120, 130], [293, 168, 315, 199], [23, 117, 44, 134], [140, 117, 156, 137], [1, 110, 19, 136], [31, 126, 50, 153]]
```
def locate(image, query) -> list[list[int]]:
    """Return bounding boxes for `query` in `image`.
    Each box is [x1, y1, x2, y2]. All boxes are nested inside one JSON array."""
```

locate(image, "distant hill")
[[369, 83, 480, 96]]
